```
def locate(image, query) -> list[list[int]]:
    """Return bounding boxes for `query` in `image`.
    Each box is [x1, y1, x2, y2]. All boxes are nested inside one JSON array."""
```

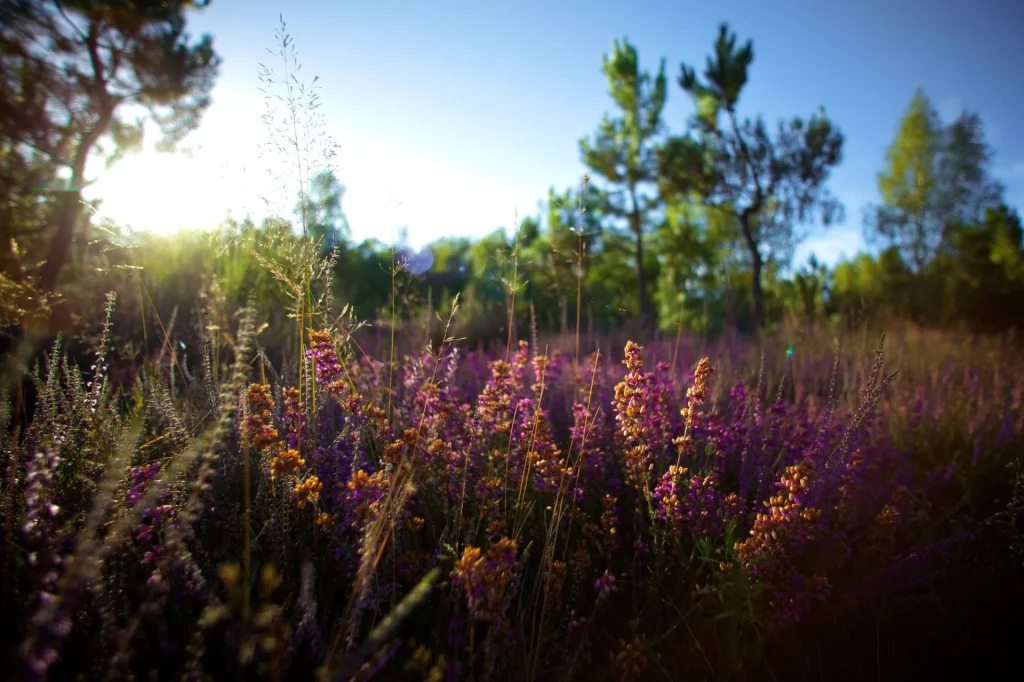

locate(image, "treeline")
[[2, 6, 1022, 346]]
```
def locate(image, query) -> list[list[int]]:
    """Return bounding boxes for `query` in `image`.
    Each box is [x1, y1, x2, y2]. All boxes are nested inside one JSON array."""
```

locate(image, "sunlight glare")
[[87, 149, 237, 236]]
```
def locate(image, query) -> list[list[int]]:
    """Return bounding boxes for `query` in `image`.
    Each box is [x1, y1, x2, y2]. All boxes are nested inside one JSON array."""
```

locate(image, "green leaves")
[[3, 1, 221, 292], [678, 23, 753, 121], [580, 37, 667, 322], [868, 89, 1004, 274], [664, 23, 843, 329]]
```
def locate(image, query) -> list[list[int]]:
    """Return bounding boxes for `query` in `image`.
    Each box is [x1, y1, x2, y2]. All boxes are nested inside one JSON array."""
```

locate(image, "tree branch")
[[52, 1, 89, 45], [727, 110, 764, 213]]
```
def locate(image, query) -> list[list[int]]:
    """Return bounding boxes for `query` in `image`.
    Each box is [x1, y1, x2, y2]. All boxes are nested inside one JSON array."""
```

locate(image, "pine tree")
[[660, 24, 843, 331], [580, 38, 666, 326], [2, 0, 220, 297]]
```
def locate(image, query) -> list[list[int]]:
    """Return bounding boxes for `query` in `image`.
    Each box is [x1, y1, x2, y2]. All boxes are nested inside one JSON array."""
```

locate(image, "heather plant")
[[3, 16, 1023, 682], [2, 280, 1023, 680]]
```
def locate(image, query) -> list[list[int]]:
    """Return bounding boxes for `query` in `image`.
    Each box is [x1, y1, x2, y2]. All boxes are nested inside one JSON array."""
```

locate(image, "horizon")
[[86, 0, 1024, 269]]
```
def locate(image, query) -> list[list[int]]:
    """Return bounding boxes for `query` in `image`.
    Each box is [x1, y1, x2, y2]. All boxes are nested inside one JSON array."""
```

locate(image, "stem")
[[243, 443, 252, 624], [388, 250, 397, 420]]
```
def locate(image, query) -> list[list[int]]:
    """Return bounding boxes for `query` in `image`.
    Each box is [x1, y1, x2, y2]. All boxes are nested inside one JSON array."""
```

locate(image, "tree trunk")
[[725, 283, 736, 332], [740, 214, 764, 332], [750, 253, 764, 331], [634, 224, 649, 325], [627, 185, 651, 328], [39, 186, 81, 293], [39, 108, 113, 294]]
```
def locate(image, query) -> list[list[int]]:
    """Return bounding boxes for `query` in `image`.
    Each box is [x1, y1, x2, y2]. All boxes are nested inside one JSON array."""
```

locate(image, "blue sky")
[[89, 0, 1024, 267]]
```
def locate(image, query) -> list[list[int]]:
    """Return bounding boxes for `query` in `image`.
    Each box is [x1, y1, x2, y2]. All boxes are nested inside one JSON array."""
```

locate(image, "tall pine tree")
[[580, 38, 666, 326], [660, 24, 843, 331]]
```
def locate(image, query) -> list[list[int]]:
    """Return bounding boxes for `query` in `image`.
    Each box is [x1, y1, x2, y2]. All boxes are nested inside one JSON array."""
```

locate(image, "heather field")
[[5, 3, 1024, 681], [2, 305, 1022, 681]]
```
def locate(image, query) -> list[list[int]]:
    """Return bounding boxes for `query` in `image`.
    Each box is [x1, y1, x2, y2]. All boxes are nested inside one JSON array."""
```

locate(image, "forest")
[[1, 2, 1022, 681]]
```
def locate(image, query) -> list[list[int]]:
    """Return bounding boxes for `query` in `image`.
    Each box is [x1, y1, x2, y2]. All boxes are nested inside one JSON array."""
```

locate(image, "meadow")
[[4, 5, 1024, 680], [2, 266, 1022, 680]]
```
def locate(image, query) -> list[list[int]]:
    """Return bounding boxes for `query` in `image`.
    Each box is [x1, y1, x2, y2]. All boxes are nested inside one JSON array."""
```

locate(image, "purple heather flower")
[[595, 570, 617, 601]]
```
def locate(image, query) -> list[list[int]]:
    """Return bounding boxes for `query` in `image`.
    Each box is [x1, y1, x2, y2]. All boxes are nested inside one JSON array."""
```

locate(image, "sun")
[[86, 149, 237, 236]]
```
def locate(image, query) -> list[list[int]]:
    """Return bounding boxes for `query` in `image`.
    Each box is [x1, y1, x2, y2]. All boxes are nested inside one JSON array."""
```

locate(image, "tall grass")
[[1, 19, 1022, 682]]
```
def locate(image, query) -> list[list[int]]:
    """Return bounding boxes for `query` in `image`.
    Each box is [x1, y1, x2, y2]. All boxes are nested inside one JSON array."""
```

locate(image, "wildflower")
[[280, 386, 306, 451], [511, 340, 530, 393], [21, 450, 62, 596], [673, 357, 713, 462], [475, 360, 516, 435], [735, 459, 828, 625], [613, 341, 674, 487], [600, 494, 621, 551], [545, 560, 568, 613], [594, 569, 616, 601], [292, 476, 323, 510], [654, 466, 742, 539], [126, 462, 162, 506], [612, 636, 649, 682], [383, 428, 421, 466], [269, 446, 305, 483], [346, 469, 390, 527], [614, 342, 648, 439], [567, 609, 585, 633], [316, 512, 339, 530], [242, 383, 278, 449], [450, 537, 519, 623], [681, 357, 713, 424], [861, 499, 903, 564], [307, 330, 346, 395], [652, 465, 687, 528], [404, 645, 432, 673], [531, 353, 550, 397]]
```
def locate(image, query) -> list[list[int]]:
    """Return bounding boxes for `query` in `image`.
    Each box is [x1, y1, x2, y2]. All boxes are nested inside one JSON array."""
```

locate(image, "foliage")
[[1, 0, 220, 297], [4, 16, 1022, 344], [580, 39, 666, 325], [659, 24, 844, 331], [866, 90, 1004, 273], [1, 305, 1021, 680], [2, 17, 1024, 678]]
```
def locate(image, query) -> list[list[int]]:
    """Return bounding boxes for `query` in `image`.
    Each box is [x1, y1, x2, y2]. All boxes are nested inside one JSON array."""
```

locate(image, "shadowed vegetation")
[[1, 5, 1023, 681]]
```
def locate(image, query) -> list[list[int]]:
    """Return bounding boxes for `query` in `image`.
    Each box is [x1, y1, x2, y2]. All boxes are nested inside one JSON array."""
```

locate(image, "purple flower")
[[595, 570, 617, 601]]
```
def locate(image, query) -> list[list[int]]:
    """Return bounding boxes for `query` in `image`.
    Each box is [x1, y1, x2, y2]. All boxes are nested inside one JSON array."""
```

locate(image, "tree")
[[828, 247, 913, 326], [659, 23, 844, 330], [866, 91, 941, 272], [654, 196, 716, 332], [519, 186, 601, 333], [866, 90, 1003, 272], [789, 254, 828, 325], [295, 169, 349, 254], [937, 110, 1003, 231], [2, 0, 219, 296], [580, 38, 666, 326], [935, 203, 1024, 331], [420, 236, 472, 313]]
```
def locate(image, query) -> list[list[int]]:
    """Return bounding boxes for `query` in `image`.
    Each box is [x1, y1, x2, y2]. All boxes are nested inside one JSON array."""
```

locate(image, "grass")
[[1, 18, 1023, 682], [1, 290, 1022, 680]]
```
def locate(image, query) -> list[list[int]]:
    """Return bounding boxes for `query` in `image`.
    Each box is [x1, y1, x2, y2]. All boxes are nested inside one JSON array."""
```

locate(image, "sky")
[[87, 0, 1024, 268]]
